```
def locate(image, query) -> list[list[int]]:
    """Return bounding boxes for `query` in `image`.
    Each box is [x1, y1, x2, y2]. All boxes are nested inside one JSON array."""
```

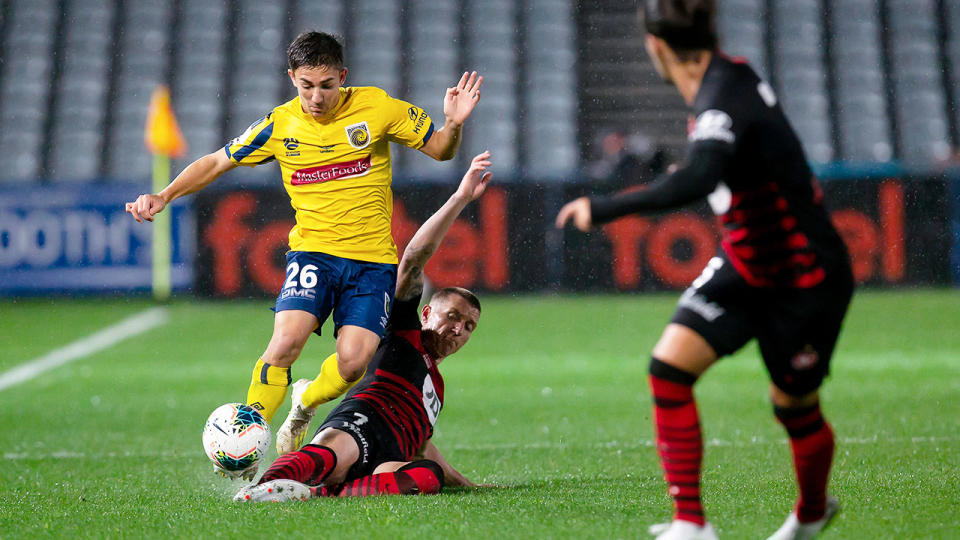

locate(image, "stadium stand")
[[886, 0, 952, 166], [769, 0, 834, 163], [348, 0, 402, 97], [717, 0, 768, 79], [171, 0, 229, 161], [47, 0, 114, 181], [402, 0, 460, 180], [462, 0, 519, 177], [2, 0, 959, 183], [104, 0, 174, 181], [0, 0, 58, 182], [829, 0, 893, 162], [522, 0, 578, 180]]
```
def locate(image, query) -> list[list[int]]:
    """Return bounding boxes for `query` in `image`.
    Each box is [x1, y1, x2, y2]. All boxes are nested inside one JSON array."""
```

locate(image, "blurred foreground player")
[[235, 152, 492, 502], [556, 1, 853, 539], [125, 31, 483, 475]]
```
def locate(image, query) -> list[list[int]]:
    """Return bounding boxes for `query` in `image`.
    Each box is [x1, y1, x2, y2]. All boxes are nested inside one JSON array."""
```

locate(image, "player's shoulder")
[[345, 86, 392, 105], [694, 54, 761, 113], [269, 97, 304, 121]]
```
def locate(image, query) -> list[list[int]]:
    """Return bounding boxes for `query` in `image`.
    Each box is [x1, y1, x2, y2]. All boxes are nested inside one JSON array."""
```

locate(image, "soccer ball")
[[202, 403, 271, 472]]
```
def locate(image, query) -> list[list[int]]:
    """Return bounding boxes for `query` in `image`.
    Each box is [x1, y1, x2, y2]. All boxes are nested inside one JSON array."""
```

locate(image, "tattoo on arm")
[[396, 251, 428, 301]]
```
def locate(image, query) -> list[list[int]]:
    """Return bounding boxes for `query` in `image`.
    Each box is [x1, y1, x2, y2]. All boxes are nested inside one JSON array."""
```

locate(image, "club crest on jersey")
[[345, 121, 371, 149], [283, 138, 300, 150]]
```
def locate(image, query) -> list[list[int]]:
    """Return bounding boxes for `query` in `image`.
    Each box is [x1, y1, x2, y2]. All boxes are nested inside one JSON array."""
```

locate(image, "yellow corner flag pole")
[[145, 86, 188, 301]]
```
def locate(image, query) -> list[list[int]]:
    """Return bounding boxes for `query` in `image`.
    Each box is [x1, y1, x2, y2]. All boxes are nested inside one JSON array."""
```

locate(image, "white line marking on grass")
[[449, 435, 959, 452], [4, 435, 956, 461], [0, 307, 169, 392]]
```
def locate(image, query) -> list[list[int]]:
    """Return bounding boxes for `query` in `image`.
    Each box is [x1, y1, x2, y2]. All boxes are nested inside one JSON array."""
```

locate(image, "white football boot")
[[648, 520, 718, 540], [766, 496, 840, 540], [276, 379, 317, 455], [234, 479, 312, 502]]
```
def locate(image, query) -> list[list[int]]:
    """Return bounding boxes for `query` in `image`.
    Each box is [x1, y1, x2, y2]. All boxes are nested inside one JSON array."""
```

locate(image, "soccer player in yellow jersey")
[[125, 32, 483, 476]]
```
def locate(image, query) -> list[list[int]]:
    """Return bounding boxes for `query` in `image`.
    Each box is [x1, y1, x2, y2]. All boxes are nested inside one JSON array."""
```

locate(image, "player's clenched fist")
[[125, 193, 167, 223], [555, 197, 593, 232]]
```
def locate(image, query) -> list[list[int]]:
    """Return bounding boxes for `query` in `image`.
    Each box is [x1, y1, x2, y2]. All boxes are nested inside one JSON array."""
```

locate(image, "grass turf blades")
[[0, 290, 958, 538]]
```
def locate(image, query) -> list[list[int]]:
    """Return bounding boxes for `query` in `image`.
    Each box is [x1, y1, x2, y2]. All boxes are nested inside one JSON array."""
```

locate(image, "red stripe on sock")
[[649, 374, 705, 526]]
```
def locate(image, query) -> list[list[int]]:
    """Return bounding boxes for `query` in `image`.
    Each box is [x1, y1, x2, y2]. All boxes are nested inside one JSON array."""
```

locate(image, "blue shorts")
[[275, 251, 397, 338]]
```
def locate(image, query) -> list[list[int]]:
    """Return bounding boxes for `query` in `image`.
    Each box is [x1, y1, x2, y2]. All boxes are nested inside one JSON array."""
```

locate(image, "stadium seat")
[[291, 0, 346, 38], [103, 0, 174, 180], [348, 0, 402, 94], [462, 0, 519, 173], [769, 0, 833, 164], [886, 0, 950, 165], [0, 0, 57, 181], [522, 0, 578, 179], [717, 0, 767, 77]]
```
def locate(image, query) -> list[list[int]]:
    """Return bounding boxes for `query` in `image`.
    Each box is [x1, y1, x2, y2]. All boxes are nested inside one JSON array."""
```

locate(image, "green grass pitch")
[[0, 290, 958, 539]]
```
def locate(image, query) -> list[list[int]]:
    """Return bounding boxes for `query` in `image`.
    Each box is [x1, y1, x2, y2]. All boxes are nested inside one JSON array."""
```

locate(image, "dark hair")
[[641, 0, 717, 55], [287, 31, 344, 71], [430, 287, 481, 313]]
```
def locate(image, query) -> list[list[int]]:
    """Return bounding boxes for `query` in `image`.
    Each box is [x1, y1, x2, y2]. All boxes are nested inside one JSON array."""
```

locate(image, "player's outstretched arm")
[[418, 71, 483, 161], [395, 151, 493, 301], [125, 150, 236, 223], [555, 146, 729, 232]]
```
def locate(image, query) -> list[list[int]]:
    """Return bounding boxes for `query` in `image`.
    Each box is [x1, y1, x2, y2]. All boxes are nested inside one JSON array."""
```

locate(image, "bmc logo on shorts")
[[791, 346, 819, 370], [280, 287, 316, 300], [290, 155, 372, 185]]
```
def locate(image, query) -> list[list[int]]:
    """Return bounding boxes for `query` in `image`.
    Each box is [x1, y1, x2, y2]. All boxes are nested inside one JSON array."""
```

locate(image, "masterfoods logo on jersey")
[[290, 155, 372, 185]]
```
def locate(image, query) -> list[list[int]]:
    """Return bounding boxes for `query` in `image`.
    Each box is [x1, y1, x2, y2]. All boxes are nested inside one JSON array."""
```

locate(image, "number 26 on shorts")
[[283, 261, 319, 290]]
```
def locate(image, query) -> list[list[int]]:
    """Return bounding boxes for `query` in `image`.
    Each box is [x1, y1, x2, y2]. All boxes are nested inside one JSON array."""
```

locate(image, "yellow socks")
[[246, 358, 291, 423], [301, 353, 364, 409]]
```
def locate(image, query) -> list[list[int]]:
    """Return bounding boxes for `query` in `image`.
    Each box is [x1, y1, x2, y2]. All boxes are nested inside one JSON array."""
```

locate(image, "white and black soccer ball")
[[202, 403, 271, 472]]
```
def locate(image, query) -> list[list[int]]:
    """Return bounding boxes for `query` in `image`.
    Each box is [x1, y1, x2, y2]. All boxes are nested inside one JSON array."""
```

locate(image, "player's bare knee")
[[336, 344, 375, 381], [264, 333, 307, 367]]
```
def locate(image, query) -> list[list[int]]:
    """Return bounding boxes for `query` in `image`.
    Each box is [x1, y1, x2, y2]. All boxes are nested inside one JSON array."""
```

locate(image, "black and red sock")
[[774, 402, 834, 523], [649, 357, 704, 526], [257, 444, 337, 486], [321, 460, 444, 497]]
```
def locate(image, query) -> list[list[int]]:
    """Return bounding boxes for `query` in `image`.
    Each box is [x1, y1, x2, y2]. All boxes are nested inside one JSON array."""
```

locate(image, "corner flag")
[[145, 86, 188, 300]]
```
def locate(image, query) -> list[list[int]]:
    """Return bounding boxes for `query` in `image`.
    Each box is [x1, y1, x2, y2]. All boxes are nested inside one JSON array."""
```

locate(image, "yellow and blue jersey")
[[224, 86, 435, 264]]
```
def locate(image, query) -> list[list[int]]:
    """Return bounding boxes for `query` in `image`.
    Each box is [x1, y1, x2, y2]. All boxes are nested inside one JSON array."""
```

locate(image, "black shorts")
[[315, 399, 404, 480], [670, 255, 853, 396]]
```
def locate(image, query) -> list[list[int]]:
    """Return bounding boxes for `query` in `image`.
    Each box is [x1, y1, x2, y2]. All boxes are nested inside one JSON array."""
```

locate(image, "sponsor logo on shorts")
[[345, 121, 371, 149], [280, 287, 317, 300], [791, 346, 819, 370], [290, 155, 372, 185], [340, 419, 370, 464]]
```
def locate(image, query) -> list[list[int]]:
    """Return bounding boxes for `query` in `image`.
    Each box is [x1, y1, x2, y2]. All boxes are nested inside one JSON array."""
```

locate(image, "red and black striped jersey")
[[690, 54, 848, 288], [341, 294, 444, 459]]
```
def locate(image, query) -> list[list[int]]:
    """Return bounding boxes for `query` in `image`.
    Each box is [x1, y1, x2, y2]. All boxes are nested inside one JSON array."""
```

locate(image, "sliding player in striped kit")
[[235, 151, 492, 501]]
